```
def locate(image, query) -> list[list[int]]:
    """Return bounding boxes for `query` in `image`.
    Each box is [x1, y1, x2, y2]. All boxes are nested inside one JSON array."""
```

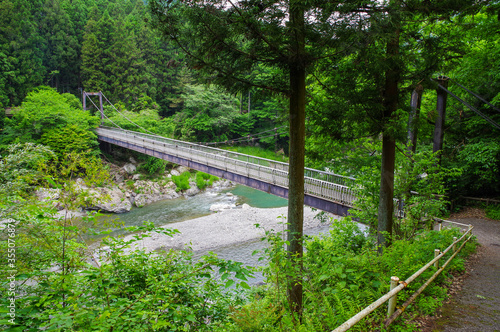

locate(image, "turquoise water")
[[90, 185, 286, 239], [231, 185, 288, 208], [89, 184, 365, 284]]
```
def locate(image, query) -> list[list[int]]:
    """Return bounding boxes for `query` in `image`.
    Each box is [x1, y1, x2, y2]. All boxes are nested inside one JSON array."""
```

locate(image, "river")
[[92, 184, 365, 284]]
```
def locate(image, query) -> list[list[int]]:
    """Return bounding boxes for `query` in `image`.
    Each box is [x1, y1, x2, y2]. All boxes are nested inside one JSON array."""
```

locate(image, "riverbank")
[[123, 205, 339, 252]]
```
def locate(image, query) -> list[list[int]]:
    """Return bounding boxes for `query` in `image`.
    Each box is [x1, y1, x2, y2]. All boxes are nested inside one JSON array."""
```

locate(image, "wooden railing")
[[96, 127, 358, 207], [332, 219, 474, 331]]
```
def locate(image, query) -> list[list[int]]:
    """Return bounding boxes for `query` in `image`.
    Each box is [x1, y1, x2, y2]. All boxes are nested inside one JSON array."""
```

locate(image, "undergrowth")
[[213, 218, 478, 332], [485, 204, 500, 220], [196, 171, 219, 190], [171, 171, 191, 191]]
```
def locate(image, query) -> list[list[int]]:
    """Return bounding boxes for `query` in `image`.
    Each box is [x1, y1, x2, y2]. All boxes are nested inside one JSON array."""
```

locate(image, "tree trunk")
[[433, 76, 449, 165], [377, 19, 400, 251], [378, 134, 396, 249], [407, 84, 423, 154], [287, 0, 306, 318]]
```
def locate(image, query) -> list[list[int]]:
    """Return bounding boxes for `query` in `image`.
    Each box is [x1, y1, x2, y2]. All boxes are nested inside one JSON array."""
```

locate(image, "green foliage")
[[40, 124, 99, 157], [171, 171, 191, 192], [486, 204, 500, 220], [0, 215, 252, 331], [0, 143, 56, 198], [138, 156, 167, 175], [103, 108, 176, 138], [172, 84, 251, 142], [350, 143, 459, 239], [195, 171, 218, 190], [394, 149, 462, 237], [1, 87, 100, 157], [447, 141, 500, 196], [0, 147, 252, 331], [227, 220, 477, 331]]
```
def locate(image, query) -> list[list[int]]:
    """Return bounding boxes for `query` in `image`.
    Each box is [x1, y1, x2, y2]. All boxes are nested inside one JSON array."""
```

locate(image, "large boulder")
[[211, 179, 235, 192], [134, 194, 149, 208], [35, 188, 61, 201], [134, 190, 180, 208], [184, 182, 200, 197], [87, 187, 132, 214], [176, 166, 190, 174]]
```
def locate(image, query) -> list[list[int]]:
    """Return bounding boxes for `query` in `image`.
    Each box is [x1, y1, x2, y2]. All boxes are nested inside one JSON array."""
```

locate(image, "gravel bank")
[[125, 205, 339, 252]]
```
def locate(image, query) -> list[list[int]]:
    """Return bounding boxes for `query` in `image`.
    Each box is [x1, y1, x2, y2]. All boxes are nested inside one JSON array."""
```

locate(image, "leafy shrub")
[[0, 220, 252, 331], [195, 171, 219, 190], [1, 87, 100, 155], [40, 124, 99, 157], [171, 171, 191, 191], [139, 156, 167, 175], [450, 141, 500, 196], [486, 204, 500, 220], [241, 220, 478, 332]]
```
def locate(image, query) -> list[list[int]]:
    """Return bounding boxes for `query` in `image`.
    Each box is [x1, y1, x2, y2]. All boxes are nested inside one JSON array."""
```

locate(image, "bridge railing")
[[97, 127, 358, 207]]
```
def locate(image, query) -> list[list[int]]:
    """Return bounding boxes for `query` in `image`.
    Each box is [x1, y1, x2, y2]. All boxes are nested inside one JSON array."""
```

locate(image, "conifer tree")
[[39, 0, 79, 91], [149, 0, 360, 317], [0, 0, 45, 106]]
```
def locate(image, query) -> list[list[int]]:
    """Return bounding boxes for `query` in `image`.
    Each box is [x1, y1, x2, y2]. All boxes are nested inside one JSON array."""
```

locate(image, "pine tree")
[[81, 8, 114, 93]]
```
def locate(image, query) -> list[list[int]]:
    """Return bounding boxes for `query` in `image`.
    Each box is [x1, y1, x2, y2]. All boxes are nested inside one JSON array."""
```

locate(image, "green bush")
[[139, 156, 167, 175], [486, 204, 500, 220], [195, 171, 219, 190], [171, 171, 191, 191], [230, 219, 478, 332], [1, 87, 100, 155], [0, 219, 253, 331]]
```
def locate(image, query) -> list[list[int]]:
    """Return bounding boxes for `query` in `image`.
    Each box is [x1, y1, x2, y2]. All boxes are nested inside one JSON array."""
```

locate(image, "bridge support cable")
[[100, 93, 289, 149], [451, 79, 500, 114], [199, 126, 288, 146], [96, 126, 356, 215], [86, 95, 123, 130], [432, 79, 500, 131], [100, 92, 157, 136]]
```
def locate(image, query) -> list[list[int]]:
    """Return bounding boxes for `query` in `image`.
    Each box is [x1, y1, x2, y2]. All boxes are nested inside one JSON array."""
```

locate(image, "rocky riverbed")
[[121, 205, 337, 253], [34, 161, 236, 217]]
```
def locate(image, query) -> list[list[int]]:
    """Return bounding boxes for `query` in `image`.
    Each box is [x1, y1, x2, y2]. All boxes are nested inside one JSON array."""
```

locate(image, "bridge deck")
[[96, 127, 357, 215]]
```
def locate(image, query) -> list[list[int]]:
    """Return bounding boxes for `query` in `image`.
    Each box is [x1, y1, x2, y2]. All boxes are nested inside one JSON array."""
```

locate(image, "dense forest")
[[0, 0, 285, 146], [1, 0, 498, 196], [0, 0, 499, 330]]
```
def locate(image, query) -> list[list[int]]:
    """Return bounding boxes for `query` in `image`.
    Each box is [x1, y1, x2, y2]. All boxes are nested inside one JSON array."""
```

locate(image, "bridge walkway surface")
[[96, 126, 358, 215], [423, 213, 500, 332]]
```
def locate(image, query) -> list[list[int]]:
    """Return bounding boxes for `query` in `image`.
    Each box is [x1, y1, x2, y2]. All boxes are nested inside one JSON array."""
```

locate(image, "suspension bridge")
[[89, 77, 500, 216], [85, 91, 358, 215], [96, 126, 357, 215]]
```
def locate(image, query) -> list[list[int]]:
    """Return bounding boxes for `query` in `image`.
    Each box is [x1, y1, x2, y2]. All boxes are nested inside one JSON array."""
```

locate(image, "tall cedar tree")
[[359, 0, 486, 249], [306, 0, 486, 249], [0, 0, 45, 107], [149, 0, 361, 316]]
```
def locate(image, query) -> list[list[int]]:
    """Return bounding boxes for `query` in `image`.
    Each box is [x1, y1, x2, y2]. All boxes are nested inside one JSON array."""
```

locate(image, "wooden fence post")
[[387, 276, 399, 318], [434, 249, 440, 269]]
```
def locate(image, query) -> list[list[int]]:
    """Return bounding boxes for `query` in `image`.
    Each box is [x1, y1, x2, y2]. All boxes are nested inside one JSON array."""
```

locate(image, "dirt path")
[[423, 211, 500, 332]]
